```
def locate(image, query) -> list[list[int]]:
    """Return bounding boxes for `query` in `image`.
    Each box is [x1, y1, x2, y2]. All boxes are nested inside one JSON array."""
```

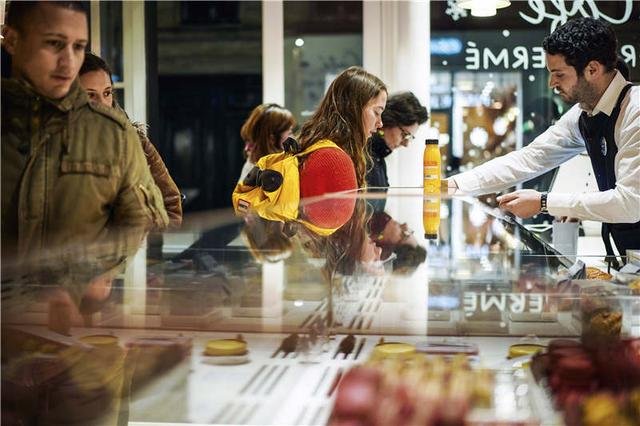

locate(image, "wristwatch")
[[540, 192, 549, 214]]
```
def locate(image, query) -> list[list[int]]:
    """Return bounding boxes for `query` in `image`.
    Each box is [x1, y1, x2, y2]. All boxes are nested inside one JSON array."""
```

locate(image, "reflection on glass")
[[5, 189, 637, 424], [284, 1, 363, 123], [452, 71, 521, 173], [423, 192, 441, 240]]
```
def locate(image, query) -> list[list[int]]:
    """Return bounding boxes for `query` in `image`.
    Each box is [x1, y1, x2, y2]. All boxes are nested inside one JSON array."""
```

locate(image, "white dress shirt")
[[452, 71, 640, 223]]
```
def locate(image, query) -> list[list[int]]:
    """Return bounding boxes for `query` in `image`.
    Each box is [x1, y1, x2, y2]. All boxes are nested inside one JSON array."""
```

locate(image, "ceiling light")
[[457, 0, 511, 17]]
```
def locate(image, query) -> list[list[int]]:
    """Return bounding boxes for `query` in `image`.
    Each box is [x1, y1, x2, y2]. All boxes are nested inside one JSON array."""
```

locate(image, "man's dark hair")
[[5, 1, 88, 32], [80, 52, 114, 82], [381, 91, 429, 128], [391, 244, 427, 274], [542, 17, 617, 75]]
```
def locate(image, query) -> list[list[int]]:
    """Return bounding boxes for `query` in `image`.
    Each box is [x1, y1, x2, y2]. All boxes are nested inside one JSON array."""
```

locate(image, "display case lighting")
[[457, 0, 511, 17]]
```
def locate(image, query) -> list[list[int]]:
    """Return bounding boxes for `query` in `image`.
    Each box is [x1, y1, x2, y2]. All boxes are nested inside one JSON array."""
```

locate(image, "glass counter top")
[[2, 188, 637, 337], [2, 189, 639, 425]]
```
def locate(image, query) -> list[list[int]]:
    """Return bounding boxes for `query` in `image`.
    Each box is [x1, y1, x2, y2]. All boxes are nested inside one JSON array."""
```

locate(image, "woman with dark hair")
[[369, 211, 427, 275], [366, 91, 429, 188], [239, 103, 296, 182], [79, 52, 183, 228], [297, 66, 387, 187]]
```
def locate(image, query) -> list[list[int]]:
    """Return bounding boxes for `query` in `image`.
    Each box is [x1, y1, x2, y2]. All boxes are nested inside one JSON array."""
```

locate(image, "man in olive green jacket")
[[1, 2, 169, 273]]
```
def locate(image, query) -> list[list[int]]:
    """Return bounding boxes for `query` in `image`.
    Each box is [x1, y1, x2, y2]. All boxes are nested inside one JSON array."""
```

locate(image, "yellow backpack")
[[232, 139, 343, 235]]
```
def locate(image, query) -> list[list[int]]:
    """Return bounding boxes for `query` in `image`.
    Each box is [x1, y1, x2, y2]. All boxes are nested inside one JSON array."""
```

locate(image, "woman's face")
[[383, 122, 419, 150], [360, 236, 383, 263], [79, 69, 113, 107], [362, 91, 387, 137], [382, 219, 417, 247]]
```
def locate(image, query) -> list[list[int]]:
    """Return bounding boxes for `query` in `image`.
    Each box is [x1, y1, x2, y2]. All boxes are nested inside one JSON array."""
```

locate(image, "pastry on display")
[[586, 310, 622, 339], [370, 338, 416, 360], [507, 343, 545, 359], [335, 334, 356, 359], [79, 334, 119, 347], [585, 267, 612, 280], [202, 335, 249, 365], [204, 337, 247, 356], [580, 296, 623, 344], [271, 333, 299, 358], [582, 391, 639, 426], [329, 354, 495, 425], [579, 284, 624, 345], [531, 337, 640, 426]]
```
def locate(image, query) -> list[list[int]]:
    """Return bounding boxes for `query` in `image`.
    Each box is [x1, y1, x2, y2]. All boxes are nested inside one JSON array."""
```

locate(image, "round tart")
[[79, 334, 119, 346], [508, 343, 545, 359], [371, 342, 416, 359], [204, 338, 247, 356]]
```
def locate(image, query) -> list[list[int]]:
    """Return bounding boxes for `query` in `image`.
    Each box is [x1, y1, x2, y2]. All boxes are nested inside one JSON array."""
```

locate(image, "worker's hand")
[[441, 178, 458, 191], [496, 189, 542, 219]]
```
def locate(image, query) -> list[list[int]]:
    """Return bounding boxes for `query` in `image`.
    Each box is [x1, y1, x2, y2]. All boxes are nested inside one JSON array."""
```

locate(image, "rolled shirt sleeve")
[[451, 93, 640, 224], [452, 105, 586, 194], [546, 93, 640, 223]]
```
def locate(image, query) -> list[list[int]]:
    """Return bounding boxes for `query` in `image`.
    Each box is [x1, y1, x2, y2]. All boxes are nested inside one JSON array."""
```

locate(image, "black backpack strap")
[[283, 137, 300, 154]]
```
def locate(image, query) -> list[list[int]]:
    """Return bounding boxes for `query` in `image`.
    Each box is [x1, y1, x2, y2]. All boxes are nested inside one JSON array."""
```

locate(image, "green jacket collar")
[[1, 77, 89, 112]]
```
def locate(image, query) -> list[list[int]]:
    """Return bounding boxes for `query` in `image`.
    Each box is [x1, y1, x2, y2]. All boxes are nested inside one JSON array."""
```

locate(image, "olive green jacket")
[[1, 79, 169, 269]]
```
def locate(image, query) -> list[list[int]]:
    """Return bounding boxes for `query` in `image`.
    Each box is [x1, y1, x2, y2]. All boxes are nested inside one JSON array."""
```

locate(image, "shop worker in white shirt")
[[447, 17, 639, 263]]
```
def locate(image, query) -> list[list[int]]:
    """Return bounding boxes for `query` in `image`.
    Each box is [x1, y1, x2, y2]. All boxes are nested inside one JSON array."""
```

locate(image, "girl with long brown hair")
[[297, 66, 387, 187]]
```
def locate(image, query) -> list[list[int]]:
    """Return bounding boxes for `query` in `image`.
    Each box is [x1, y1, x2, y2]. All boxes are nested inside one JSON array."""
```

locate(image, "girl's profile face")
[[360, 236, 382, 263], [362, 91, 387, 137]]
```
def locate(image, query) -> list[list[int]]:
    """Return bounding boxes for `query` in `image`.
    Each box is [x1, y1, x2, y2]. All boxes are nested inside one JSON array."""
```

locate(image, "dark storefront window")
[[100, 1, 123, 83], [430, 1, 639, 200], [147, 1, 262, 212]]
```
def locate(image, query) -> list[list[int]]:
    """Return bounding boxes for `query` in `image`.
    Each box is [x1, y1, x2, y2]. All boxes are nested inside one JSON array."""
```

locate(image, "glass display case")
[[2, 189, 639, 425]]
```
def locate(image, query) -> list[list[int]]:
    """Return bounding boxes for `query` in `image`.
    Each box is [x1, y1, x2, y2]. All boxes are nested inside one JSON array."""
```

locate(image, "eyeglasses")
[[399, 127, 416, 142], [399, 228, 415, 244]]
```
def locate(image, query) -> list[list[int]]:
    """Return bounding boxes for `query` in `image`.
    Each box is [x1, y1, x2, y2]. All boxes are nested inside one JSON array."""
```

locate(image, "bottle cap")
[[424, 233, 438, 239], [425, 139, 438, 145]]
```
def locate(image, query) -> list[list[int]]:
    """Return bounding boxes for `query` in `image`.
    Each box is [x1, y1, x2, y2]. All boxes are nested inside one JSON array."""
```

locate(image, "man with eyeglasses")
[[366, 91, 429, 189]]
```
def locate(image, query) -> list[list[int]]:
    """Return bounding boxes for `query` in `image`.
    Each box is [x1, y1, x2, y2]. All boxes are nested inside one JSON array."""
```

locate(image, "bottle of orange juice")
[[423, 192, 440, 240], [423, 138, 441, 193]]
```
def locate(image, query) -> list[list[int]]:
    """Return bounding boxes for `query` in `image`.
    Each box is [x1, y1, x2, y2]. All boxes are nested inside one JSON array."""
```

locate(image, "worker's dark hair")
[[543, 17, 617, 75]]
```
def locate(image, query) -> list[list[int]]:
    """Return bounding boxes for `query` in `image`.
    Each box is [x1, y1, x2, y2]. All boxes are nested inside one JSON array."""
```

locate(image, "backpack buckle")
[[283, 137, 300, 154]]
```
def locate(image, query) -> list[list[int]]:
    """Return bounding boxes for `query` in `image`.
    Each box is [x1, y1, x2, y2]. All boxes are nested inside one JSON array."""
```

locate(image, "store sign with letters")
[[463, 292, 547, 316], [440, 0, 639, 72]]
